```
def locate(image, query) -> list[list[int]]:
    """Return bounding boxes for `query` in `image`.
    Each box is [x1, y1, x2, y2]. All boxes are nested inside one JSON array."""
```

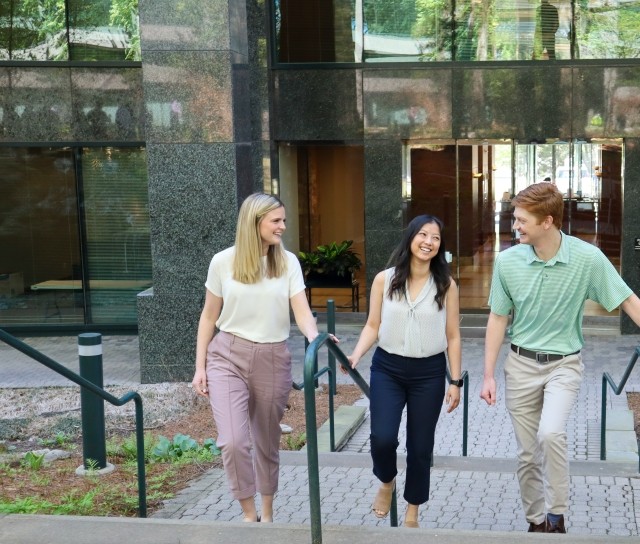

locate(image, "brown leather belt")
[[511, 344, 580, 364]]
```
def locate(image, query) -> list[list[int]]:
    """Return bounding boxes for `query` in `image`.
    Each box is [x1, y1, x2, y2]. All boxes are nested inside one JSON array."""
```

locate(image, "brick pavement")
[[151, 328, 640, 536]]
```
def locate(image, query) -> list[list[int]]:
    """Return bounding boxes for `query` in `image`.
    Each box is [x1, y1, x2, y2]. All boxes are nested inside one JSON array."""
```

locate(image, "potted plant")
[[298, 240, 362, 286]]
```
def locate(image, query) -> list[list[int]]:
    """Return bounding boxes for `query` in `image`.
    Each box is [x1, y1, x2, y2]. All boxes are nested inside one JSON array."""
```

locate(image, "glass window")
[[576, 1, 640, 60], [274, 0, 640, 62], [0, 0, 69, 61], [0, 147, 83, 325], [68, 0, 141, 61], [275, 0, 356, 62], [364, 0, 452, 61], [454, 0, 571, 61], [81, 147, 151, 324], [0, 145, 151, 328]]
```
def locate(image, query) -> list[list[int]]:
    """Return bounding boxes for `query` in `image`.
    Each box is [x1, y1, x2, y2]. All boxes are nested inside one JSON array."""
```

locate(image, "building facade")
[[1, 1, 640, 382]]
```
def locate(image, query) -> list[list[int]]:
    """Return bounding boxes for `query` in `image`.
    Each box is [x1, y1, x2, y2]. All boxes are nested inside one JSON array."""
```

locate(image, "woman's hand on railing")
[[341, 354, 358, 374]]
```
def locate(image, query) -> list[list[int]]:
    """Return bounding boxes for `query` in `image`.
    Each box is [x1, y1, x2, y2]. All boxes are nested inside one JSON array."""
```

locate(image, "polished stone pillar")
[[621, 138, 640, 334], [137, 0, 264, 382]]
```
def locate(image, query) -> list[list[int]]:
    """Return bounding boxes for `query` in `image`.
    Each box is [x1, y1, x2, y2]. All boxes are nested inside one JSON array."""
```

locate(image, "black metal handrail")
[[303, 332, 371, 544], [0, 328, 147, 517], [600, 345, 640, 469]]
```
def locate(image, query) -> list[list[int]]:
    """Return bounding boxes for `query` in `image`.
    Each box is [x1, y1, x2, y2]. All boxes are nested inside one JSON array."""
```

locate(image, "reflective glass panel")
[[1, 0, 69, 60], [68, 0, 141, 61], [363, 0, 452, 61], [81, 147, 151, 324], [576, 1, 640, 60], [275, 0, 356, 62], [405, 139, 622, 314], [514, 140, 621, 259], [454, 0, 571, 61], [0, 147, 83, 325]]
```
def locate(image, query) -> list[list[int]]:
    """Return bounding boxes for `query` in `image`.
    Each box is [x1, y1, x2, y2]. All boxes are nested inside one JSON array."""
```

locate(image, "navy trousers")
[[369, 346, 446, 505]]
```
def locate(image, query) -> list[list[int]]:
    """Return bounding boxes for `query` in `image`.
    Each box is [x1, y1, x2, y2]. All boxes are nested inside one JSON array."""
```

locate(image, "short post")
[[76, 333, 114, 476], [327, 300, 337, 451]]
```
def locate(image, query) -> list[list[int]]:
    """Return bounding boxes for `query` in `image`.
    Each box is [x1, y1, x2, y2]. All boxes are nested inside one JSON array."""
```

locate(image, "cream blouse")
[[377, 267, 448, 358]]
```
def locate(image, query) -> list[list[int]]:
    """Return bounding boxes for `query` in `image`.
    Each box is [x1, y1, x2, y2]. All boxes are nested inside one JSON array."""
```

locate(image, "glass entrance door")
[[407, 139, 623, 314]]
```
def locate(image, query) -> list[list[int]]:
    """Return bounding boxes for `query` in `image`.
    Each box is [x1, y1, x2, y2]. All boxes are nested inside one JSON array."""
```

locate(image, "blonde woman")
[[192, 193, 323, 523]]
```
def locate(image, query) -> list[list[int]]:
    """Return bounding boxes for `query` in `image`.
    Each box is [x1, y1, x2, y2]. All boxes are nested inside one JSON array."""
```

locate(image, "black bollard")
[[78, 332, 107, 471]]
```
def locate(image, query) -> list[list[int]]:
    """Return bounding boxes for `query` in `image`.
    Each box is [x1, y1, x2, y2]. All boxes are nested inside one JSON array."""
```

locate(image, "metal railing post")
[[78, 333, 108, 471], [462, 372, 469, 456], [0, 328, 147, 516], [327, 300, 336, 451], [304, 336, 323, 544], [601, 375, 607, 460], [600, 346, 640, 466]]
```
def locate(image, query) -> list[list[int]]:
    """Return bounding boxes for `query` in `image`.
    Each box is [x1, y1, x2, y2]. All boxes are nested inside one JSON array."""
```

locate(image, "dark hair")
[[386, 215, 452, 310]]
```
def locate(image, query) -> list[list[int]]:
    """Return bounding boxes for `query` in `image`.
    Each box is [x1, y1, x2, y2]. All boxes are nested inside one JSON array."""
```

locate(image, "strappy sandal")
[[371, 479, 395, 518]]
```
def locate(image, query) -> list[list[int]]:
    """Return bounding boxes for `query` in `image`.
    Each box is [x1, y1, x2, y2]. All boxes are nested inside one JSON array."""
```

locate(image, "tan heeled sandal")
[[404, 518, 419, 528], [371, 479, 396, 518], [404, 505, 419, 528]]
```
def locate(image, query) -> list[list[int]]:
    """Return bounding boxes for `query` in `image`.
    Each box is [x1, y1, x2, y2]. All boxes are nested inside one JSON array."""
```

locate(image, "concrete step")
[[282, 450, 640, 477], [605, 409, 640, 463], [1, 514, 637, 544], [303, 404, 367, 453]]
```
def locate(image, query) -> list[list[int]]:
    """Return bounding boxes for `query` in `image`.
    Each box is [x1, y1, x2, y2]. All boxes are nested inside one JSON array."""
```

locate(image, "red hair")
[[512, 183, 563, 229]]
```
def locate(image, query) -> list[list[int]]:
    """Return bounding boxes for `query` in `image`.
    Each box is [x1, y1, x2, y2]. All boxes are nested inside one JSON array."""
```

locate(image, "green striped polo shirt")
[[489, 232, 633, 354]]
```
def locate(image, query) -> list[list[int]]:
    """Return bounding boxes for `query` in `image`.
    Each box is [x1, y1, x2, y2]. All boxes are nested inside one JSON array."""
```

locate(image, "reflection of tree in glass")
[[9, 0, 68, 60], [577, 3, 640, 59], [363, 0, 416, 35], [5, 0, 140, 61], [414, 0, 452, 61]]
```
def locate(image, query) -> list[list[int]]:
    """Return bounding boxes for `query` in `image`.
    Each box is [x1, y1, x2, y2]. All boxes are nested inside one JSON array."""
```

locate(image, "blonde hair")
[[233, 193, 288, 284]]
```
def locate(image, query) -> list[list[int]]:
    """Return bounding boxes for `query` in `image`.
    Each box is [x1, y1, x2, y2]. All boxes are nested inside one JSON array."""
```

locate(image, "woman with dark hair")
[[347, 215, 462, 528]]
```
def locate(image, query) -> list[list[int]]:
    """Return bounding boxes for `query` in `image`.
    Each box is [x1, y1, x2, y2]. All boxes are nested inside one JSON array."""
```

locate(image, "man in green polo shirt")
[[480, 182, 640, 534]]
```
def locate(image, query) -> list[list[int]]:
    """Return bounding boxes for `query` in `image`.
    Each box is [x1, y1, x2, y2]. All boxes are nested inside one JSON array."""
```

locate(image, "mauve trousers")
[[206, 331, 292, 500]]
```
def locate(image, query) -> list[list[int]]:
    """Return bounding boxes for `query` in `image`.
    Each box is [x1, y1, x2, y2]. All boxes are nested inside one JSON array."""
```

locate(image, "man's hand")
[[480, 376, 497, 406]]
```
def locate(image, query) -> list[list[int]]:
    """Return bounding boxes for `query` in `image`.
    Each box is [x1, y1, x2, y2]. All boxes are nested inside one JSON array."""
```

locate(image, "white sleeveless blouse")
[[377, 268, 448, 358]]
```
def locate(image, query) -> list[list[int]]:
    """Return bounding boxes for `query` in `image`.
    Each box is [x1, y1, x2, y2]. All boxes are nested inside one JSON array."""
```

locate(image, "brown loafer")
[[528, 520, 546, 533]]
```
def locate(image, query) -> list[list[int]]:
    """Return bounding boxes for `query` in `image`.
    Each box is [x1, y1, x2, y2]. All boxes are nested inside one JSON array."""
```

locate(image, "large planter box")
[[304, 272, 359, 312], [0, 272, 24, 298], [305, 272, 354, 288]]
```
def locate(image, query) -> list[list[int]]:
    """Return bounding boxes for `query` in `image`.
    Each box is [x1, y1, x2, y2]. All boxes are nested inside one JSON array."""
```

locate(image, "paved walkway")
[[1, 322, 640, 538]]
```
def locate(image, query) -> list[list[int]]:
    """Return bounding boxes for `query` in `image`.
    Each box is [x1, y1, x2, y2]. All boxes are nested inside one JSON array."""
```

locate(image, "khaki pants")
[[504, 350, 583, 525], [206, 331, 292, 500]]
